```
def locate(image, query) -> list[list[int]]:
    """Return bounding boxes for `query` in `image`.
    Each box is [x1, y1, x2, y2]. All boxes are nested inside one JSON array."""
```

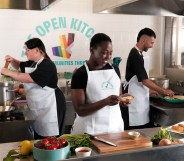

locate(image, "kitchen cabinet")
[[0, 120, 34, 143]]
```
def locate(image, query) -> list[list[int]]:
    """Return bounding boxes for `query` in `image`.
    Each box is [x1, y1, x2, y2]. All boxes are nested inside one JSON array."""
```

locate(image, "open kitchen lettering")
[[35, 17, 95, 39]]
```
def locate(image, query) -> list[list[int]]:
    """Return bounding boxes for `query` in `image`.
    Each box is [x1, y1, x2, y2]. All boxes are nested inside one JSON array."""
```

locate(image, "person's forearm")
[[7, 70, 34, 83], [11, 58, 20, 70], [142, 79, 165, 94], [74, 99, 108, 117]]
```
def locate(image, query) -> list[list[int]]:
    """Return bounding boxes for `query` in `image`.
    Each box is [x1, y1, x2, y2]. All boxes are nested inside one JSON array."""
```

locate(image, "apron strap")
[[84, 62, 90, 73], [123, 81, 129, 91]]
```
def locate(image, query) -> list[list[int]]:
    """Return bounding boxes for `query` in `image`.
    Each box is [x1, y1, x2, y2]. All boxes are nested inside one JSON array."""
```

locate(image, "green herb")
[[3, 149, 18, 161], [60, 134, 92, 154], [151, 127, 173, 145]]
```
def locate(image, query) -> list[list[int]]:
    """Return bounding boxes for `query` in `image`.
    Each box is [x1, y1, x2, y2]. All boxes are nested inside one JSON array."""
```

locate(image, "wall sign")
[[21, 17, 95, 66]]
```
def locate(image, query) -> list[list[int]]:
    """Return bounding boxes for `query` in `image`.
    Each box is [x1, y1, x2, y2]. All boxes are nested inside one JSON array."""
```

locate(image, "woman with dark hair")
[[71, 33, 130, 135], [0, 38, 66, 139]]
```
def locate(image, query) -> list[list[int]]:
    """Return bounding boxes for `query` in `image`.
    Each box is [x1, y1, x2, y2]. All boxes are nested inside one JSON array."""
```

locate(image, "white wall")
[[0, 0, 164, 81]]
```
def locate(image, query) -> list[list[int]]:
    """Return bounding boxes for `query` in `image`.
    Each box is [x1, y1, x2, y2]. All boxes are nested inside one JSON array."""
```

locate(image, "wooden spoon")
[[4, 61, 10, 68]]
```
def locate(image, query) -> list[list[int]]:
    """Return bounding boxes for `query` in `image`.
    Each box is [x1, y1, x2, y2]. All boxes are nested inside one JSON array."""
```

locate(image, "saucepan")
[[0, 106, 15, 117], [0, 96, 22, 117]]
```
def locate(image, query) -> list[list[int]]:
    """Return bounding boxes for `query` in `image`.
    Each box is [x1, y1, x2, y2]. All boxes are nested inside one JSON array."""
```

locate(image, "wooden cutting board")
[[92, 131, 152, 153]]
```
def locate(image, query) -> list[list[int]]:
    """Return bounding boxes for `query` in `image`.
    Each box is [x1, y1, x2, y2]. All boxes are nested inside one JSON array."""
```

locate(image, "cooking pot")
[[0, 82, 15, 106], [0, 106, 15, 117], [0, 96, 23, 117], [150, 77, 170, 89]]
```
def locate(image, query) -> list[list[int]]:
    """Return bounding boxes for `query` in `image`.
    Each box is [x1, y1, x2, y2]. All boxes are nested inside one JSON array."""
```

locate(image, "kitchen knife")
[[85, 133, 117, 147]]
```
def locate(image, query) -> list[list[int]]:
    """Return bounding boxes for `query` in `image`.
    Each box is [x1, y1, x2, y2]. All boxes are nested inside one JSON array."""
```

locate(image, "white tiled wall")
[[0, 0, 164, 81]]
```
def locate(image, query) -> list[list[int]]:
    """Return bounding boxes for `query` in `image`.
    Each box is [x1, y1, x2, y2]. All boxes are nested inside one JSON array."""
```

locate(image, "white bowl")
[[128, 131, 140, 139], [178, 138, 184, 143], [75, 147, 92, 157]]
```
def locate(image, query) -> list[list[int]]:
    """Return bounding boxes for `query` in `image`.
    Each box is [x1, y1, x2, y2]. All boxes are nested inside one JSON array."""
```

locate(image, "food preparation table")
[[1, 127, 184, 161]]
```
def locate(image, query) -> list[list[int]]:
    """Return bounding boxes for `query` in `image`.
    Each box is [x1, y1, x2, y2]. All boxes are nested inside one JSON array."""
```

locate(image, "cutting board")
[[92, 131, 152, 153]]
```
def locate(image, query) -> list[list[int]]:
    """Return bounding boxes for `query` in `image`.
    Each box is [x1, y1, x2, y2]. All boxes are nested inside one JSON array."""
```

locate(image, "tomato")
[[53, 142, 60, 149], [36, 142, 45, 149], [42, 138, 50, 145], [48, 136, 56, 144], [18, 88, 25, 95], [58, 138, 67, 147], [45, 144, 57, 150]]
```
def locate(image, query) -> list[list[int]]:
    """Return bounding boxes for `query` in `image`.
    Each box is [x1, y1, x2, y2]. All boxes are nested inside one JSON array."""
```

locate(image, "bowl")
[[33, 141, 70, 161], [128, 131, 140, 139], [178, 138, 184, 143], [75, 147, 92, 157]]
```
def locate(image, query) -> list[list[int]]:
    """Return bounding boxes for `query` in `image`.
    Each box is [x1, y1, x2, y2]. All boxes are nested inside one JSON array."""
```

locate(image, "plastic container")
[[33, 141, 70, 161]]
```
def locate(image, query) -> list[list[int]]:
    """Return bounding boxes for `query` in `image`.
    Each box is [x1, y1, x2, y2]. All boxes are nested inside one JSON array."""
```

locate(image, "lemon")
[[19, 140, 32, 155]]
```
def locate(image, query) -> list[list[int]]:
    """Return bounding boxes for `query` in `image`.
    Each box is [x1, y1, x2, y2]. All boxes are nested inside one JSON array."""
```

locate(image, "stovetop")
[[0, 109, 25, 122]]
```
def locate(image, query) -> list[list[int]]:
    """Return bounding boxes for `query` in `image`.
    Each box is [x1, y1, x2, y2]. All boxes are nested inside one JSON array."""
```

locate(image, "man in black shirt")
[[125, 28, 174, 129]]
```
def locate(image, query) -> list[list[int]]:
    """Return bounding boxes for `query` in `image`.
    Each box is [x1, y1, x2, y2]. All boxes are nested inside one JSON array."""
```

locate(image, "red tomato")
[[54, 142, 60, 149], [48, 136, 56, 144], [42, 138, 50, 145], [36, 142, 45, 149], [18, 88, 24, 95], [58, 138, 67, 146], [45, 144, 57, 150]]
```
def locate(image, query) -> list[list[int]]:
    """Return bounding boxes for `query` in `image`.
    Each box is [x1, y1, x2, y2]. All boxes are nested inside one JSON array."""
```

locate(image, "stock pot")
[[0, 82, 15, 106], [150, 77, 170, 89]]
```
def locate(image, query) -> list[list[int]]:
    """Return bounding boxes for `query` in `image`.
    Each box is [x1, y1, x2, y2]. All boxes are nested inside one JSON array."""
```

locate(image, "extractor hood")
[[94, 0, 184, 16], [0, 0, 62, 10]]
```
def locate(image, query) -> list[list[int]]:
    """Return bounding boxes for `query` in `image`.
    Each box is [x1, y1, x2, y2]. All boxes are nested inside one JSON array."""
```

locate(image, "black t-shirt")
[[125, 47, 148, 82], [71, 63, 121, 89], [20, 59, 58, 88]]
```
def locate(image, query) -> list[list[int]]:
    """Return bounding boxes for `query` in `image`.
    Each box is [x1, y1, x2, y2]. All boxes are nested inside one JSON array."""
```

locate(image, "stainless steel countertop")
[[1, 127, 184, 161], [150, 97, 184, 126]]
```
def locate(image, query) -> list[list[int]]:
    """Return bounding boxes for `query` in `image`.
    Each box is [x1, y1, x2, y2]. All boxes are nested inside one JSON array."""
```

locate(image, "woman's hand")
[[118, 93, 134, 106], [5, 55, 14, 63], [105, 95, 119, 106], [0, 68, 10, 76]]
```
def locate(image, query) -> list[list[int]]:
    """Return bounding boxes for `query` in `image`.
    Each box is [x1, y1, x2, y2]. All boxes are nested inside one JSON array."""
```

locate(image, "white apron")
[[24, 58, 59, 136], [71, 62, 124, 135], [128, 50, 150, 126]]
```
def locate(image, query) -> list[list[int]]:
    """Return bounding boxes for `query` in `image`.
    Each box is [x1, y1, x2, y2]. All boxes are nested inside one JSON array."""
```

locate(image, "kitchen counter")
[[150, 97, 184, 126], [1, 127, 184, 161]]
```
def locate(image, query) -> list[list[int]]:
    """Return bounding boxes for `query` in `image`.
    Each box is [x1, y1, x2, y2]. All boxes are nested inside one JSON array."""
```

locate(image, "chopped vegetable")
[[60, 134, 92, 154], [151, 127, 173, 145]]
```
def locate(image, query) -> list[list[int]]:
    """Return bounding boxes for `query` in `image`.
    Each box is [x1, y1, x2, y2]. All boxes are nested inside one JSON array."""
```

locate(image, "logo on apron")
[[101, 81, 114, 90]]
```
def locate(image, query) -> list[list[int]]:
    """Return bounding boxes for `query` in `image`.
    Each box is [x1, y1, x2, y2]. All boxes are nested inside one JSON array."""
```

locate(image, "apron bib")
[[24, 58, 59, 136], [71, 62, 124, 135], [128, 51, 150, 126]]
